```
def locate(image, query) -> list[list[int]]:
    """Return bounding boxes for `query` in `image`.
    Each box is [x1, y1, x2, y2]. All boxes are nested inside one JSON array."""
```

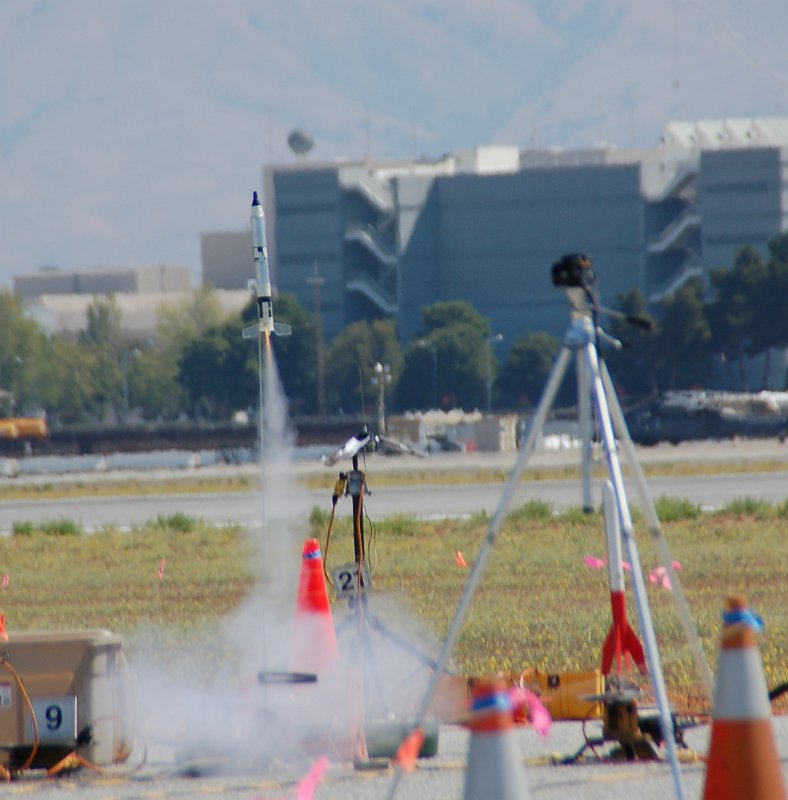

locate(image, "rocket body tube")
[[243, 191, 291, 338], [601, 481, 647, 674]]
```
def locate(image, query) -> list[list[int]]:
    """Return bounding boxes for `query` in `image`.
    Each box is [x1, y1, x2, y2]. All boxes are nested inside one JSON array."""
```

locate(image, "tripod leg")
[[577, 353, 594, 512], [584, 342, 687, 800], [600, 362, 715, 704], [366, 615, 440, 670], [384, 345, 573, 800]]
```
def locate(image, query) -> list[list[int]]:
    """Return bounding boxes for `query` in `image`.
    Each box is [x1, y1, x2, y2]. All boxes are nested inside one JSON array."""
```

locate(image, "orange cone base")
[[703, 719, 787, 800]]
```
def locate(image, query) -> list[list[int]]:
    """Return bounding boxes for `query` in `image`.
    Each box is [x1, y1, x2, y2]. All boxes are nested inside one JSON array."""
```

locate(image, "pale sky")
[[1, 0, 787, 288]]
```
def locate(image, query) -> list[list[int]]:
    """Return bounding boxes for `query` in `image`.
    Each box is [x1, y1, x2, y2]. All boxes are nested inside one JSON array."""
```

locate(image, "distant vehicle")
[[0, 390, 48, 440], [626, 390, 788, 445], [0, 417, 48, 439]]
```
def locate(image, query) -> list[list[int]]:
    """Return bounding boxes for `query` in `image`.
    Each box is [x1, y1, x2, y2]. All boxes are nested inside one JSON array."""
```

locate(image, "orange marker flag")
[[456, 551, 468, 568], [394, 727, 425, 772]]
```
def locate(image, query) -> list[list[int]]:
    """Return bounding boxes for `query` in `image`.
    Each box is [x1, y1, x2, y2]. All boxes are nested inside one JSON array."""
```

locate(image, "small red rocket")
[[600, 481, 647, 675]]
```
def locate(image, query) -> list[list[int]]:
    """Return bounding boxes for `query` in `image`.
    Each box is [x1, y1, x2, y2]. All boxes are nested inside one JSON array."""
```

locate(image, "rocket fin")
[[601, 621, 648, 675], [624, 622, 648, 673], [601, 625, 620, 675]]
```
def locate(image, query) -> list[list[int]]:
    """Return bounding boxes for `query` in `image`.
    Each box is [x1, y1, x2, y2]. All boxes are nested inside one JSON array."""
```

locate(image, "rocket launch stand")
[[323, 434, 439, 745]]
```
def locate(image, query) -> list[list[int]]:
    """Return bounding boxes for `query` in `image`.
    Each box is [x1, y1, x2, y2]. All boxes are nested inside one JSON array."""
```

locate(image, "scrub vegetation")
[[0, 501, 784, 715]]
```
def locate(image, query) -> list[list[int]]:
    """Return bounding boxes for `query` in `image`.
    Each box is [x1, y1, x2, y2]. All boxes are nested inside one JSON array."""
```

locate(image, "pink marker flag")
[[158, 559, 166, 581], [0, 574, 9, 590], [295, 756, 330, 800], [509, 687, 552, 739], [583, 555, 606, 570], [456, 551, 468, 568], [649, 566, 673, 590]]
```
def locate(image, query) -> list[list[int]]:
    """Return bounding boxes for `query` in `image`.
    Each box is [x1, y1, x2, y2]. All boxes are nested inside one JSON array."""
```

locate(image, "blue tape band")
[[472, 692, 511, 714], [722, 607, 764, 631]]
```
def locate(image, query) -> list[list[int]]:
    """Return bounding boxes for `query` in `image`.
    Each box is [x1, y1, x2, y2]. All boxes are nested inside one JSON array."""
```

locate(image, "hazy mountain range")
[[1, 0, 787, 288]]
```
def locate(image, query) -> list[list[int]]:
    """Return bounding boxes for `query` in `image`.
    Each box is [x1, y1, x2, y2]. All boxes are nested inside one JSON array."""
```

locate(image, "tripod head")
[[552, 253, 653, 343]]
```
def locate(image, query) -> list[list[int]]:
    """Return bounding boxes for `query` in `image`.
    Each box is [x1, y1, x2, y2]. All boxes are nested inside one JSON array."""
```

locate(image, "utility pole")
[[306, 262, 326, 416], [485, 333, 503, 412]]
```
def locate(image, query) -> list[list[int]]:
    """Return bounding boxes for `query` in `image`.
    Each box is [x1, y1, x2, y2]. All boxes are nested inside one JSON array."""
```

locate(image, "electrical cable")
[[0, 656, 39, 775], [323, 473, 347, 588]]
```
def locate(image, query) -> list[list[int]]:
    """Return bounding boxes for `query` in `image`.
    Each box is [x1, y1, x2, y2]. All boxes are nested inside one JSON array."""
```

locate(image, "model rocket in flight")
[[242, 191, 291, 339]]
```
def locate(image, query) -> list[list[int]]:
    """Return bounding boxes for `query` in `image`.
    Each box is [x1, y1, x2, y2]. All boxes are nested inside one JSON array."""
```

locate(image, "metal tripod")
[[387, 289, 715, 800]]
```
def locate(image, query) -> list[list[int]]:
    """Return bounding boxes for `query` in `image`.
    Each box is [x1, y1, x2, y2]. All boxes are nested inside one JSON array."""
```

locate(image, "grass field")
[[0, 500, 785, 715]]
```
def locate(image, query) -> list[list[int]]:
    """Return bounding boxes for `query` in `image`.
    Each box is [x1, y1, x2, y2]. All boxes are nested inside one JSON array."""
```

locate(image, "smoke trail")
[[126, 340, 318, 771], [125, 340, 442, 773]]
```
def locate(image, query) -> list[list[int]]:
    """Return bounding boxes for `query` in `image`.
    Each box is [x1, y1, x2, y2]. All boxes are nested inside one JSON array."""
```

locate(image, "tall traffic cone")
[[702, 596, 786, 800], [290, 538, 338, 675], [463, 677, 531, 800], [0, 614, 8, 641]]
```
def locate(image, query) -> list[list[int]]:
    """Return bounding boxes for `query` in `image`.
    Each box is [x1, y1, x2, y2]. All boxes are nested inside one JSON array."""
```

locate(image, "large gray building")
[[250, 117, 788, 349], [14, 264, 191, 298]]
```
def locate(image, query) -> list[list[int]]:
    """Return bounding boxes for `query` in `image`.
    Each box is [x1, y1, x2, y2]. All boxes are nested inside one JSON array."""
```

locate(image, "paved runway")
[[2, 468, 787, 533]]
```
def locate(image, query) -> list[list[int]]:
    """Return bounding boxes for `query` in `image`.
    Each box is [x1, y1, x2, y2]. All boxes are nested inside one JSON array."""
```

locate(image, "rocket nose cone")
[[252, 191, 261, 206]]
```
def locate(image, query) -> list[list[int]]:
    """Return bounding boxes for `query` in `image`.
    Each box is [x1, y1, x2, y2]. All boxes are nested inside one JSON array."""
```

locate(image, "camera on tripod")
[[552, 253, 596, 290]]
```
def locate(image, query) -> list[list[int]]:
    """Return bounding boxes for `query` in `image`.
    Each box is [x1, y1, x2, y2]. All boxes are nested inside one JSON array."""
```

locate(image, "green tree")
[[156, 286, 229, 359], [708, 246, 767, 388], [497, 331, 562, 409], [396, 301, 492, 411], [78, 295, 127, 421], [150, 286, 234, 418], [0, 291, 55, 415], [127, 347, 184, 421], [653, 279, 712, 390], [603, 288, 658, 397], [324, 319, 401, 415], [421, 301, 490, 338], [756, 234, 788, 387], [47, 339, 102, 423], [177, 319, 257, 419]]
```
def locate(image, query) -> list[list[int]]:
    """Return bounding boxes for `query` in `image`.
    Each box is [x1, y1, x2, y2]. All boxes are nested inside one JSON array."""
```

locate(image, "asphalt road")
[[1, 468, 787, 533], [0, 715, 785, 799]]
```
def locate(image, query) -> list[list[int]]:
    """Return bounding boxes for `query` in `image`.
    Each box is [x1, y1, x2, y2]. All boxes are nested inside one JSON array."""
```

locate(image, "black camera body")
[[551, 253, 596, 290]]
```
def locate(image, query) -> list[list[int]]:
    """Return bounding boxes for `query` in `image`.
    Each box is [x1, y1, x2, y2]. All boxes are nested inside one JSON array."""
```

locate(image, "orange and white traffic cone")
[[0, 614, 7, 641], [290, 538, 338, 675], [702, 595, 786, 800], [463, 677, 531, 800]]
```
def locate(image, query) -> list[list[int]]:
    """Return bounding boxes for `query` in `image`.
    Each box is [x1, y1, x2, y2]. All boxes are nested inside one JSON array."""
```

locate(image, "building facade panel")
[[401, 165, 645, 342], [699, 147, 786, 269], [271, 167, 346, 338]]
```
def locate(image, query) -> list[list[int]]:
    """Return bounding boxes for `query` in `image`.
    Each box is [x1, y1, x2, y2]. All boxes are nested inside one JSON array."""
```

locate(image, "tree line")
[[2, 234, 788, 426]]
